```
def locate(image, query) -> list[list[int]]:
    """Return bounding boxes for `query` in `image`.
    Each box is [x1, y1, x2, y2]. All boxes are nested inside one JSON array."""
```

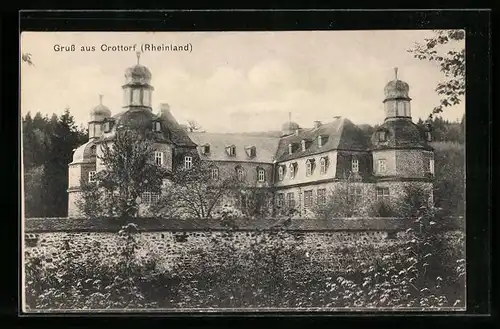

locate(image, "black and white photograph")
[[21, 29, 466, 312]]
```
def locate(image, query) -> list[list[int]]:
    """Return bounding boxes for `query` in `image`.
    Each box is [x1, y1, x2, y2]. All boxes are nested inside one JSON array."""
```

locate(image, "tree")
[[312, 179, 363, 219], [77, 129, 167, 218], [186, 120, 204, 132], [408, 30, 465, 119], [152, 159, 240, 219]]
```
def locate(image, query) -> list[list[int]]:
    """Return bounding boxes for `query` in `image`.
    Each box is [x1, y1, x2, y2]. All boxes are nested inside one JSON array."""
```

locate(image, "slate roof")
[[70, 140, 96, 164], [188, 132, 281, 163], [371, 119, 433, 150], [275, 117, 371, 162]]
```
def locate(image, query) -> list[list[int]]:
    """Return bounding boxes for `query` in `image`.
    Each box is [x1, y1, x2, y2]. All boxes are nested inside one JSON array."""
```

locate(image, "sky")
[[20, 31, 465, 133]]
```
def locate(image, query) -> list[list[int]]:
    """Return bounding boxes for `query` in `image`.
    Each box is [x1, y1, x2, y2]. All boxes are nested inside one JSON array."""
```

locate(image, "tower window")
[[377, 159, 387, 173], [132, 89, 141, 105], [88, 171, 97, 183], [155, 151, 163, 166], [429, 158, 435, 175], [278, 166, 284, 181], [258, 168, 265, 182], [376, 187, 390, 201], [184, 156, 193, 170], [378, 131, 387, 142], [153, 121, 161, 132], [352, 158, 359, 173], [211, 167, 219, 180]]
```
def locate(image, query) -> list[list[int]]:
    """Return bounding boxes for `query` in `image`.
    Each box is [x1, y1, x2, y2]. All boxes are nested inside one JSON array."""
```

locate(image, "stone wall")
[[24, 217, 463, 273]]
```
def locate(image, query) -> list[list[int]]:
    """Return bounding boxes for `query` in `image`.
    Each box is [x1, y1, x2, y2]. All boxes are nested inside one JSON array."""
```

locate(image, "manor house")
[[67, 55, 434, 218]]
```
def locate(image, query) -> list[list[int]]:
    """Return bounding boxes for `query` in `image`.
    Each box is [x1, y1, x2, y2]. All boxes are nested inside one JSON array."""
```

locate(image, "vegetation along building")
[[67, 55, 435, 218]]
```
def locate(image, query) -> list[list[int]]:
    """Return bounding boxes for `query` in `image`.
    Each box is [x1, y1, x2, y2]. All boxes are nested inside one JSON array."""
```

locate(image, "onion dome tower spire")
[[122, 52, 154, 111], [383, 67, 412, 121], [89, 94, 111, 140]]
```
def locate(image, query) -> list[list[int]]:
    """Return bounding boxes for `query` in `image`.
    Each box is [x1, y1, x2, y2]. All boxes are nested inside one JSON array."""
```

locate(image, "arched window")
[[278, 166, 284, 181], [320, 157, 327, 175], [306, 159, 314, 176], [289, 163, 296, 179]]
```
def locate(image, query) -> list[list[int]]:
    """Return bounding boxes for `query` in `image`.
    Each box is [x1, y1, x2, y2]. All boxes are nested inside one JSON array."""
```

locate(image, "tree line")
[[22, 110, 87, 217]]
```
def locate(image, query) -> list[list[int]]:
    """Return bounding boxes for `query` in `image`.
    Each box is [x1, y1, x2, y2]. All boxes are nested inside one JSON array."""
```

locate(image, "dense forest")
[[21, 111, 464, 218], [22, 110, 87, 217]]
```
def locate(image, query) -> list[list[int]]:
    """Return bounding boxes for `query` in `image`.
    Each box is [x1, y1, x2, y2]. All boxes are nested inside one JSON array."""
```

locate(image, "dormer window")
[[426, 131, 432, 142], [226, 145, 236, 156], [202, 144, 210, 155], [278, 166, 284, 181], [320, 157, 328, 175], [318, 135, 323, 147], [378, 130, 387, 142], [245, 146, 256, 158], [153, 121, 161, 132], [288, 143, 293, 155], [301, 140, 307, 151]]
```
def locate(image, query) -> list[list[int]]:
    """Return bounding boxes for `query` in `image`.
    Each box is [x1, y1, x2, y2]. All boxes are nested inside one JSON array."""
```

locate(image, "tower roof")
[[124, 52, 152, 85], [90, 94, 111, 120], [383, 67, 410, 102]]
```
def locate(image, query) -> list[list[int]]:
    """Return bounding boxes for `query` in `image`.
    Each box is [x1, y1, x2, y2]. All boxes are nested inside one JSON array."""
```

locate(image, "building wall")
[[209, 160, 274, 188], [395, 149, 434, 178], [274, 150, 338, 188], [372, 150, 397, 177], [67, 191, 82, 218]]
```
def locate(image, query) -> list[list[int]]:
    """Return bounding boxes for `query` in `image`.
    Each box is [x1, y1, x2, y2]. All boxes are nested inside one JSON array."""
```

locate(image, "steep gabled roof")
[[275, 117, 371, 162], [188, 132, 281, 164]]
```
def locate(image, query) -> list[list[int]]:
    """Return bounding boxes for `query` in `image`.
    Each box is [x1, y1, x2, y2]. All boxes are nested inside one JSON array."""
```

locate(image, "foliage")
[[24, 223, 160, 310], [22, 110, 87, 217], [153, 159, 241, 219], [186, 120, 204, 132], [408, 30, 465, 118], [312, 181, 363, 219], [431, 142, 465, 217], [77, 129, 167, 219], [398, 184, 432, 218], [368, 199, 399, 218]]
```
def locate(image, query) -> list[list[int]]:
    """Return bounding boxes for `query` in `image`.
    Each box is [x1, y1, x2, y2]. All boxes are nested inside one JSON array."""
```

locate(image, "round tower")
[[371, 68, 434, 208]]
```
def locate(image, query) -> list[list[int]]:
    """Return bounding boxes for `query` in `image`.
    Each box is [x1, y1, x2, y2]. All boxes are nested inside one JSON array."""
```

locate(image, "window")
[[202, 145, 210, 154], [349, 187, 363, 203], [378, 159, 387, 173], [376, 187, 390, 201], [277, 193, 284, 207], [154, 151, 163, 166], [246, 146, 256, 158], [103, 121, 111, 133], [227, 145, 236, 156], [132, 89, 141, 105], [301, 140, 307, 151], [88, 171, 96, 183], [278, 166, 284, 181], [141, 191, 160, 204], [258, 169, 265, 182], [352, 158, 359, 173], [236, 167, 244, 181], [320, 157, 327, 175], [317, 188, 326, 205], [318, 135, 323, 147], [90, 145, 96, 156], [287, 192, 295, 208], [289, 163, 296, 179], [153, 121, 161, 132], [304, 190, 313, 208], [306, 160, 313, 176], [429, 159, 435, 175], [378, 131, 387, 142], [288, 144, 293, 155], [184, 156, 193, 170], [211, 167, 219, 180]]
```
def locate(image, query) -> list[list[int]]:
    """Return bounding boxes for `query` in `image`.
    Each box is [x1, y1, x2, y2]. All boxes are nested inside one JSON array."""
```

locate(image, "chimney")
[[314, 121, 322, 128]]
